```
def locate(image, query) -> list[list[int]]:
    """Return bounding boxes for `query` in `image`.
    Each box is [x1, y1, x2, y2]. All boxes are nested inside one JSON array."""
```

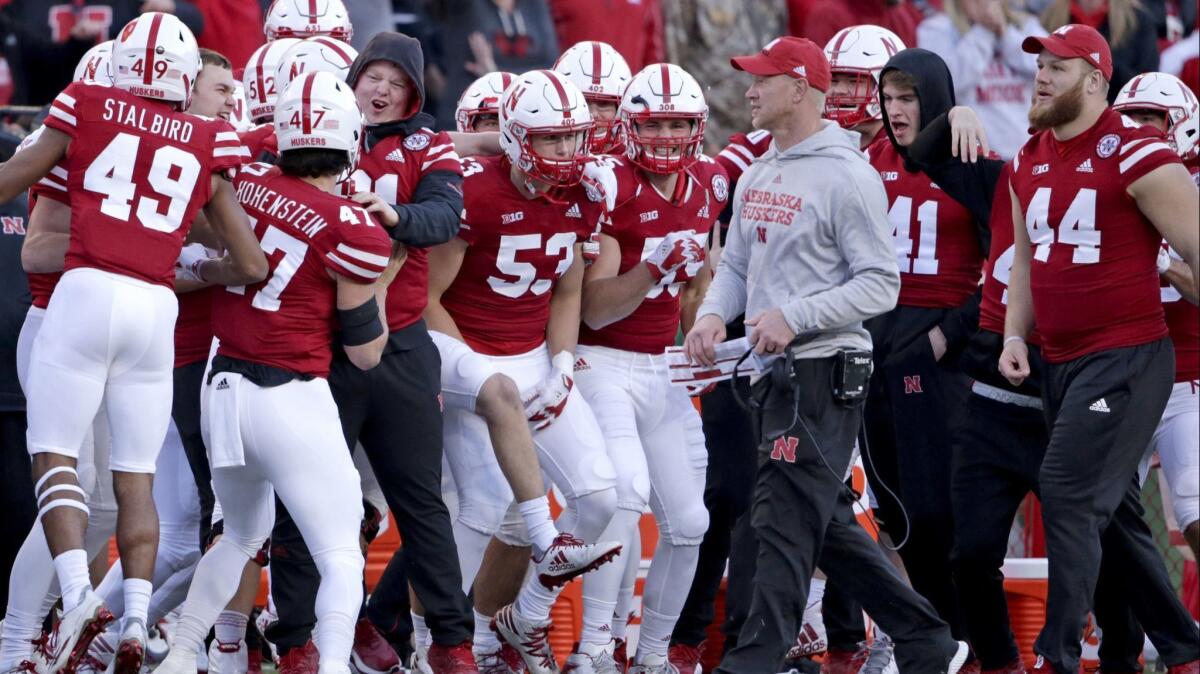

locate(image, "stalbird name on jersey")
[[101, 98, 194, 143]]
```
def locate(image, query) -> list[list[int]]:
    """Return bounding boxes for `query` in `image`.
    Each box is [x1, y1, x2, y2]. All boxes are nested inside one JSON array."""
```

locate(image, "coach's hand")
[[524, 352, 574, 431], [684, 314, 726, 366], [999, 337, 1031, 387], [746, 308, 795, 357], [351, 191, 399, 228]]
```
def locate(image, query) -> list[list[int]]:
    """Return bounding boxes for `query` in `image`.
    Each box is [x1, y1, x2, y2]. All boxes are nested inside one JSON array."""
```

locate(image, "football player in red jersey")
[[1001, 25, 1200, 674], [425, 69, 622, 674], [1112, 71, 1200, 560], [563, 63, 722, 674], [852, 48, 990, 649], [0, 13, 267, 674], [0, 41, 121, 674], [554, 41, 633, 155], [154, 71, 397, 674], [240, 38, 301, 161]]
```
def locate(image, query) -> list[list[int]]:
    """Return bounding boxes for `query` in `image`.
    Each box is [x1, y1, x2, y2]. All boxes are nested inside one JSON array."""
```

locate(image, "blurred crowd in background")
[[0, 0, 1196, 155]]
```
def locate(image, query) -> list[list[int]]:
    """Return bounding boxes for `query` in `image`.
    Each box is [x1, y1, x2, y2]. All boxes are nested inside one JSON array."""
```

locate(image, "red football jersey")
[[239, 123, 278, 162], [868, 137, 984, 308], [1010, 108, 1181, 363], [214, 164, 393, 377], [715, 129, 772, 184], [578, 156, 728, 352], [343, 129, 462, 333], [442, 155, 603, 356], [174, 288, 214, 368], [1162, 156, 1199, 382]]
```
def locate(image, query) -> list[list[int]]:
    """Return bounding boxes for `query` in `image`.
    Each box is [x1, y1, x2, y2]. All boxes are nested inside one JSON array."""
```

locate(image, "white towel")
[[207, 372, 247, 469]]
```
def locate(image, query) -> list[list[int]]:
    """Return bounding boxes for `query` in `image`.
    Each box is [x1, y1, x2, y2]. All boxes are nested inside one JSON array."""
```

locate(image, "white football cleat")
[[107, 620, 147, 674], [532, 534, 621, 590], [152, 650, 198, 674], [207, 639, 248, 674], [407, 646, 432, 674], [562, 641, 619, 674], [491, 605, 557, 674], [627, 652, 678, 674], [41, 591, 115, 674]]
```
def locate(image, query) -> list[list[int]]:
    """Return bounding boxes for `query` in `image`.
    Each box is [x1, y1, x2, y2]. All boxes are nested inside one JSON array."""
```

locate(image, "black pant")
[[714, 357, 957, 674], [1034, 339, 1197, 674], [1, 410, 35, 607], [821, 580, 867, 652], [671, 377, 758, 649], [862, 306, 969, 639], [173, 359, 214, 550], [268, 326, 472, 650]]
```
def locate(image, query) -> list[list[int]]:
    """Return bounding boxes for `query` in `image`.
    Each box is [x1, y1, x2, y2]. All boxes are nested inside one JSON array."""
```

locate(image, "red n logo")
[[756, 226, 767, 243], [770, 436, 799, 463], [903, 375, 922, 394]]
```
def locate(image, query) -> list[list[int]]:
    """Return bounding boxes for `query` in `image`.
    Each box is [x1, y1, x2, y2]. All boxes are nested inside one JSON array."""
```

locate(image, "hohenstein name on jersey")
[[101, 97, 195, 143]]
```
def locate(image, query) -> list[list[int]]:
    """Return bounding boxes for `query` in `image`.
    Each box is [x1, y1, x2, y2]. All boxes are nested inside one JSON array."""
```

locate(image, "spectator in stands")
[[0, 0, 204, 105], [918, 0, 1047, 159], [547, 0, 664, 72], [1161, 16, 1199, 95], [431, 0, 559, 130], [1039, 0, 1160, 100], [194, 0, 263, 72], [787, 0, 923, 51]]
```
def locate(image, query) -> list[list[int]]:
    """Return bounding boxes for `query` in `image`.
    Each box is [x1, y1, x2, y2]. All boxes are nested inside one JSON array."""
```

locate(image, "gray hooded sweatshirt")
[[697, 120, 900, 358]]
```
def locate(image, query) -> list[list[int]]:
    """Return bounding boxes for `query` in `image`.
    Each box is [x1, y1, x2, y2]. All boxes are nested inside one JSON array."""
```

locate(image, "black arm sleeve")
[[389, 169, 464, 248], [172, 1, 206, 37]]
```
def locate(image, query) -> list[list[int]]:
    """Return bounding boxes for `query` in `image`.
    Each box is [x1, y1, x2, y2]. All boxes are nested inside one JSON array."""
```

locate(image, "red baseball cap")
[[731, 36, 831, 92], [1021, 24, 1113, 81]]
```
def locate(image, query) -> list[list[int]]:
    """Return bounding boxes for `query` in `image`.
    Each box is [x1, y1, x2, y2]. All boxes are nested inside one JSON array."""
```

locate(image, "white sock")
[[514, 579, 558, 623], [3, 523, 58, 668], [807, 577, 826, 611], [517, 497, 557, 556], [54, 549, 91, 612], [636, 607, 676, 659], [172, 539, 254, 657], [612, 522, 640, 643], [579, 596, 617, 646], [579, 508, 638, 645], [450, 520, 492, 593], [122, 578, 153, 626], [411, 612, 430, 649], [215, 611, 248, 645], [473, 609, 499, 653]]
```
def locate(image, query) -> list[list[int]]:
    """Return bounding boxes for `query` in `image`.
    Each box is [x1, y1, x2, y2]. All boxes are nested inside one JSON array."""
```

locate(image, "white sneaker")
[[533, 534, 622, 590], [857, 636, 897, 674], [627, 652, 678, 674], [562, 641, 619, 674], [252, 610, 278, 666], [41, 591, 115, 674], [206, 639, 248, 674], [491, 605, 557, 674], [149, 649, 196, 674], [784, 612, 827, 660], [945, 641, 969, 674]]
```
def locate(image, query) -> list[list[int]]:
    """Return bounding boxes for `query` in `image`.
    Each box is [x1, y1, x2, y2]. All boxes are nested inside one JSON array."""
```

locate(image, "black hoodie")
[[348, 32, 463, 249], [877, 48, 990, 358]]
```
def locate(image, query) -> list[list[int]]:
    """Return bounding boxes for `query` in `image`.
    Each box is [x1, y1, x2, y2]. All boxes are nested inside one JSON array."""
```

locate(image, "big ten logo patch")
[[770, 435, 799, 463]]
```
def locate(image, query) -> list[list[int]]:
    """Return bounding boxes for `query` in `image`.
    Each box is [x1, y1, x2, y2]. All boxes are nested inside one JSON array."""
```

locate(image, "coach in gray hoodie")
[[684, 36, 969, 674]]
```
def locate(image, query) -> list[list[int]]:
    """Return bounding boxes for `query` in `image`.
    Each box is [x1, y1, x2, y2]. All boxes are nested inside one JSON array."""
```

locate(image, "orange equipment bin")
[[1002, 558, 1049, 670]]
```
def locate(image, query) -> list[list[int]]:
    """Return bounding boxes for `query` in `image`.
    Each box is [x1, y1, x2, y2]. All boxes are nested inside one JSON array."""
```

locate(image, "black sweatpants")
[[862, 305, 969, 639], [1034, 338, 1196, 674], [0, 410, 35, 607], [267, 325, 472, 652], [714, 357, 958, 674], [173, 359, 214, 549], [671, 377, 759, 649]]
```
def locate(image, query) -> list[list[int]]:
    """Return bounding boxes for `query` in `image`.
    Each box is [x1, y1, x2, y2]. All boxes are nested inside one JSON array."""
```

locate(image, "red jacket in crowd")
[[548, 0, 664, 72]]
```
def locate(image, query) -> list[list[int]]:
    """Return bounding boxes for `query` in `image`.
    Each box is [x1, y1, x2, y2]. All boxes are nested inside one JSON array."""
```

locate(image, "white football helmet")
[[456, 71, 516, 132], [73, 40, 115, 84], [554, 41, 632, 152], [823, 24, 906, 128], [243, 38, 302, 123], [619, 63, 707, 174], [264, 0, 352, 42], [112, 12, 200, 107], [275, 36, 359, 93], [228, 81, 253, 132], [499, 69, 594, 187], [1113, 71, 1200, 160], [275, 70, 364, 173]]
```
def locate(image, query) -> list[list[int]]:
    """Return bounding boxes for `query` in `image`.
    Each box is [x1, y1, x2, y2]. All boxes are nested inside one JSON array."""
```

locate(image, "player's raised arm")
[[198, 176, 269, 286], [0, 128, 69, 203]]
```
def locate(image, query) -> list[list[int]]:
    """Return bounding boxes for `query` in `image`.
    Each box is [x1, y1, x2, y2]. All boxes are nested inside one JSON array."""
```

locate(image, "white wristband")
[[551, 351, 575, 376], [1003, 335, 1025, 346], [1157, 248, 1172, 275]]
